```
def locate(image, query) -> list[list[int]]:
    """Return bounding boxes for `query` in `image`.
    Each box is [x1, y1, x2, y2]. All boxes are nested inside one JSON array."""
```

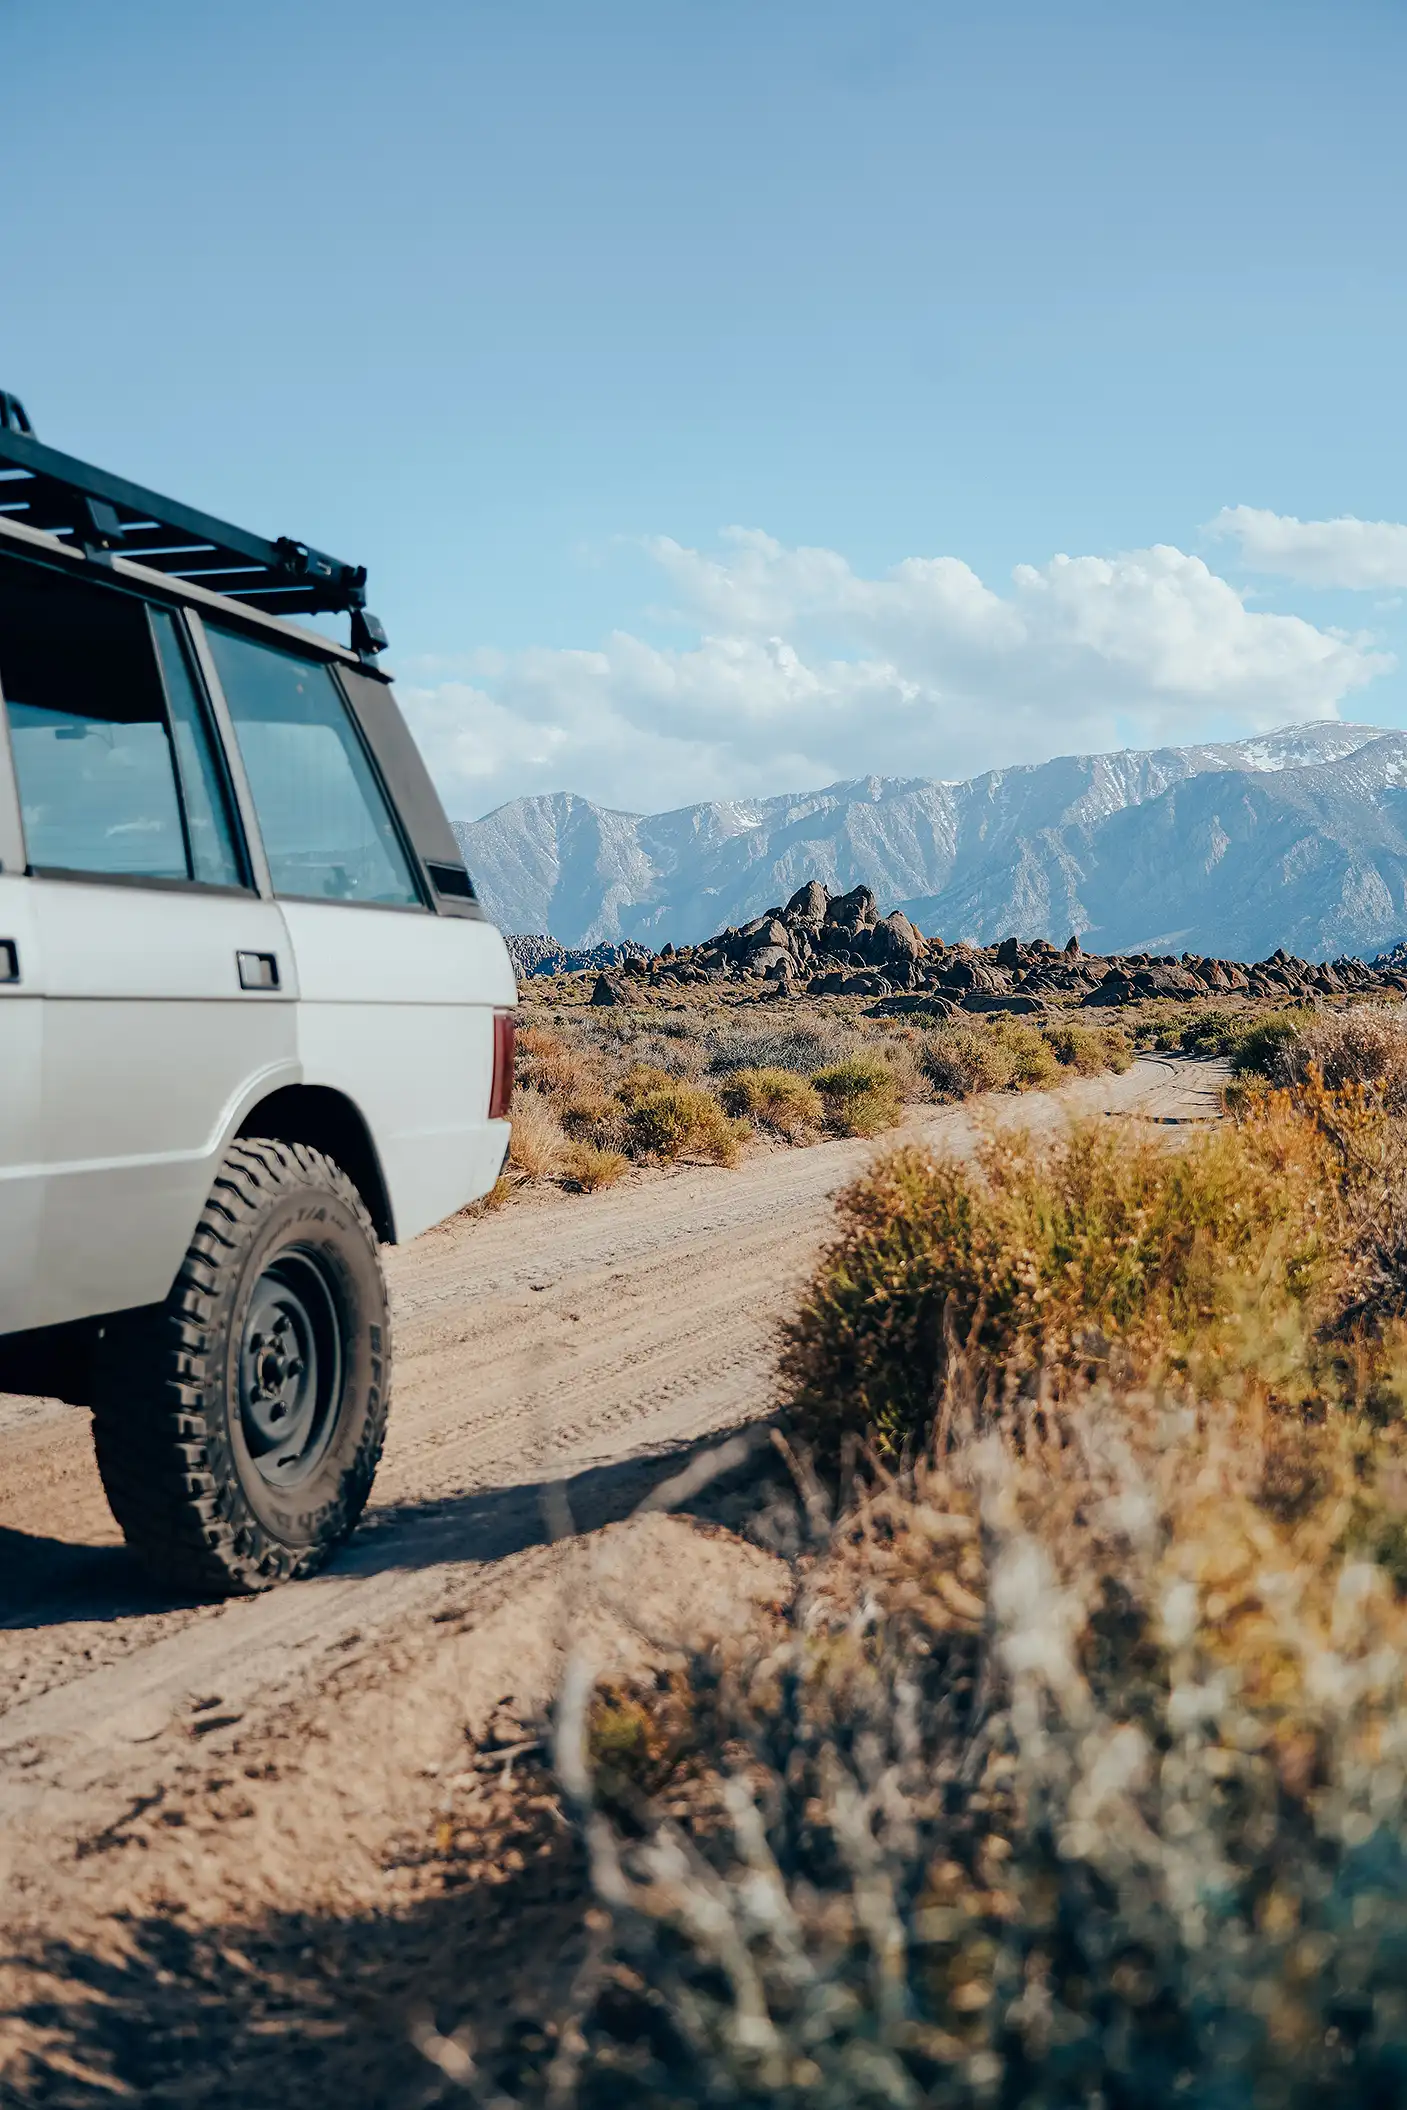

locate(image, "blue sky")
[[5, 0, 1407, 817]]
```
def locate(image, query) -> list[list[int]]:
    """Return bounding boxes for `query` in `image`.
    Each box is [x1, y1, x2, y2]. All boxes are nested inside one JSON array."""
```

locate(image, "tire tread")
[[91, 1139, 389, 1597]]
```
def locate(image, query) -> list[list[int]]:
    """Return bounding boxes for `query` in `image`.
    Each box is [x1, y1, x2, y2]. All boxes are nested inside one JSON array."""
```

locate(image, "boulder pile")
[[508, 933, 653, 978], [577, 882, 1407, 1009]]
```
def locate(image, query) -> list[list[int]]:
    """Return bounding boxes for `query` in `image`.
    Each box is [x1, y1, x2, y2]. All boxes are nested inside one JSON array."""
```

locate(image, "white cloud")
[[399, 528, 1392, 819], [1210, 505, 1407, 590]]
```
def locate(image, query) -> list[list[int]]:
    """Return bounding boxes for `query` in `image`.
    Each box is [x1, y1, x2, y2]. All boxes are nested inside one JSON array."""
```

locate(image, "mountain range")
[[452, 721, 1407, 962]]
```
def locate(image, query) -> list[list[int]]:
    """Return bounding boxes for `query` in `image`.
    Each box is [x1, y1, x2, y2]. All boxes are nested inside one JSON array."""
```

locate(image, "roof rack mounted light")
[[0, 391, 388, 662]]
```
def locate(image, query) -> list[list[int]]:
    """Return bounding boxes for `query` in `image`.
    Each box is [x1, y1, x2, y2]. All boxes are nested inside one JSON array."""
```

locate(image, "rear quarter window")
[[205, 624, 424, 909]]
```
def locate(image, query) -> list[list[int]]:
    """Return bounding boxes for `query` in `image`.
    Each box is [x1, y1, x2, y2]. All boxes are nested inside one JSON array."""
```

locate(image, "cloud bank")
[[400, 528, 1393, 820], [1210, 505, 1407, 591]]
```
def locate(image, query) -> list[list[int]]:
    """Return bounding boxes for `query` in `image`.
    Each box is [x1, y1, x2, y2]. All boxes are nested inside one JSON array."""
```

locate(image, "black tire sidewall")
[[213, 1180, 387, 1550]]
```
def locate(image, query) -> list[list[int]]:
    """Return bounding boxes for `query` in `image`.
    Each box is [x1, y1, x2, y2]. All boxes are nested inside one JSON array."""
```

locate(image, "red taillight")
[[490, 1009, 516, 1121]]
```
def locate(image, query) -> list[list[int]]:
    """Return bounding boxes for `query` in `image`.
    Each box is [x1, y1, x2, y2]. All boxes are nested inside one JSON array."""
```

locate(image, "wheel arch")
[[234, 1084, 396, 1245]]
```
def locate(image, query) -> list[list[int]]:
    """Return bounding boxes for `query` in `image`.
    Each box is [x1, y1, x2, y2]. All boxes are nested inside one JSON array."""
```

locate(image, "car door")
[[199, 618, 504, 1242], [0, 551, 298, 1328], [0, 710, 42, 1334]]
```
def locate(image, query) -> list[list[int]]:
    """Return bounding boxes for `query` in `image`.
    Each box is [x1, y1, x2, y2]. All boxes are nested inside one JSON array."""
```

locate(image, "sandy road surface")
[[0, 1054, 1222, 2088]]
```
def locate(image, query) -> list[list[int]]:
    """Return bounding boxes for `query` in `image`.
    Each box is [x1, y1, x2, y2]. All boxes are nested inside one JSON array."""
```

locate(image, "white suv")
[[0, 395, 515, 1595]]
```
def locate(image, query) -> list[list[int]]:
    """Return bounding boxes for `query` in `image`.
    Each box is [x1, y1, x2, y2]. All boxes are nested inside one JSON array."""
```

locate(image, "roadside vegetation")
[[501, 1002, 1135, 1195], [502, 1002, 1407, 2106]]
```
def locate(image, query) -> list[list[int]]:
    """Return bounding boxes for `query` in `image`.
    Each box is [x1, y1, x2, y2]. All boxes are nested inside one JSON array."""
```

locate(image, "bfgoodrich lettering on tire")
[[92, 1139, 390, 1596]]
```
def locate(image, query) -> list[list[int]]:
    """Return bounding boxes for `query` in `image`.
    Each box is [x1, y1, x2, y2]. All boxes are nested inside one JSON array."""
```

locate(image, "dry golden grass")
[[505, 1086, 567, 1178], [559, 1139, 628, 1191]]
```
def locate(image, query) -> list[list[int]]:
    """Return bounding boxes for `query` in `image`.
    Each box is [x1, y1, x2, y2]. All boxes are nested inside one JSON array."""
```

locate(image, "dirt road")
[[0, 1055, 1222, 2098]]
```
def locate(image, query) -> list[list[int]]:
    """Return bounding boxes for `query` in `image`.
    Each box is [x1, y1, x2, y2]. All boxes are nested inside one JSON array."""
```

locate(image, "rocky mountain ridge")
[[454, 721, 1407, 962]]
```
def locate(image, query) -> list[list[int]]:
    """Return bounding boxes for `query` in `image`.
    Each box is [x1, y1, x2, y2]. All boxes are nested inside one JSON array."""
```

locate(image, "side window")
[[205, 624, 424, 909], [0, 557, 187, 878], [0, 556, 246, 886], [150, 610, 245, 889]]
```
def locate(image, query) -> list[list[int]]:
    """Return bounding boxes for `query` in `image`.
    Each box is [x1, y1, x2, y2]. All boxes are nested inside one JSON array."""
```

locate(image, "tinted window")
[[206, 625, 423, 908], [0, 558, 188, 878]]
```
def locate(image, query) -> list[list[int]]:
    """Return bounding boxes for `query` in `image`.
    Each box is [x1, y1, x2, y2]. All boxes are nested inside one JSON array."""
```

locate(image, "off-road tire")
[[91, 1139, 391, 1597]]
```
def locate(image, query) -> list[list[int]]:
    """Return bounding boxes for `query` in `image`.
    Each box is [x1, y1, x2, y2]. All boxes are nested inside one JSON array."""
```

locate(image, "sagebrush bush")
[[516, 1022, 608, 1101], [560, 1140, 628, 1191], [921, 1021, 1017, 1097], [718, 1065, 824, 1140], [1271, 1004, 1407, 1111], [554, 1383, 1407, 2109], [1229, 1007, 1318, 1076], [988, 1017, 1061, 1088], [1043, 1018, 1133, 1075], [813, 1051, 902, 1137], [617, 1066, 742, 1165], [1177, 1004, 1246, 1054], [706, 1021, 858, 1078], [780, 1091, 1371, 1462]]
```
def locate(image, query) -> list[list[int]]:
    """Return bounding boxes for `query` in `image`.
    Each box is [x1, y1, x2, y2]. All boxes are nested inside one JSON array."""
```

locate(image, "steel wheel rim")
[[237, 1248, 344, 1489]]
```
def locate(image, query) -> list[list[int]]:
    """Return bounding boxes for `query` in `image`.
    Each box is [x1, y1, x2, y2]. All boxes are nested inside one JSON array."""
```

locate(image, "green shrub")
[[1228, 1007, 1317, 1075], [1177, 1004, 1244, 1054], [987, 1016, 1061, 1087], [813, 1051, 902, 1137], [1044, 1019, 1133, 1074], [919, 1021, 1017, 1098], [617, 1066, 742, 1164], [717, 1065, 823, 1139], [781, 1096, 1355, 1462]]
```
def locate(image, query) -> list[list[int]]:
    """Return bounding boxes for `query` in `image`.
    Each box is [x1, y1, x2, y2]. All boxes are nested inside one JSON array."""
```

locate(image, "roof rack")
[[0, 391, 387, 662]]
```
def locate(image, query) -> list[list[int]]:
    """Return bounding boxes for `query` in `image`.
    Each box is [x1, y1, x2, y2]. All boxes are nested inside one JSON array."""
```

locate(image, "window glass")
[[150, 609, 245, 888], [0, 557, 187, 878], [206, 624, 423, 908]]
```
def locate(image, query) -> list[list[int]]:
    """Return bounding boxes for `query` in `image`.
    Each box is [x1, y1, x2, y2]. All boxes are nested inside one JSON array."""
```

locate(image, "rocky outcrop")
[[507, 934, 655, 979], [531, 883, 1407, 1011]]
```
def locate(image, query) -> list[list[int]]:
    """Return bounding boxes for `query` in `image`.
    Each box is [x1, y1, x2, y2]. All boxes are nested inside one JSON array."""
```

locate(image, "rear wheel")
[[92, 1139, 390, 1596]]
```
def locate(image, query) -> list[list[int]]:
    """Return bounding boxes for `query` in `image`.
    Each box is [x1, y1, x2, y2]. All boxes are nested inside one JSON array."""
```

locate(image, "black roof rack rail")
[[0, 392, 388, 662]]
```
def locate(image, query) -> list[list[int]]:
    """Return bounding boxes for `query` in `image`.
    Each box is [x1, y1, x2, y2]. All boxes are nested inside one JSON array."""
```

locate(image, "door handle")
[[236, 951, 280, 992], [0, 940, 18, 984]]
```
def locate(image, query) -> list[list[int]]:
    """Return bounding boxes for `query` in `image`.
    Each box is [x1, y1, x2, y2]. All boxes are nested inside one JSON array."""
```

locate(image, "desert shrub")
[[556, 1080, 625, 1149], [1271, 1004, 1407, 1111], [706, 1021, 857, 1077], [987, 1016, 1060, 1088], [920, 1020, 1018, 1098], [780, 1097, 1361, 1462], [559, 1140, 628, 1191], [1228, 1007, 1318, 1076], [717, 1065, 824, 1140], [516, 1022, 608, 1100], [870, 1030, 929, 1101], [813, 1050, 902, 1137], [1177, 1004, 1245, 1054], [552, 1389, 1407, 2110], [1044, 1018, 1133, 1074], [617, 1066, 742, 1165], [506, 1086, 567, 1178]]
